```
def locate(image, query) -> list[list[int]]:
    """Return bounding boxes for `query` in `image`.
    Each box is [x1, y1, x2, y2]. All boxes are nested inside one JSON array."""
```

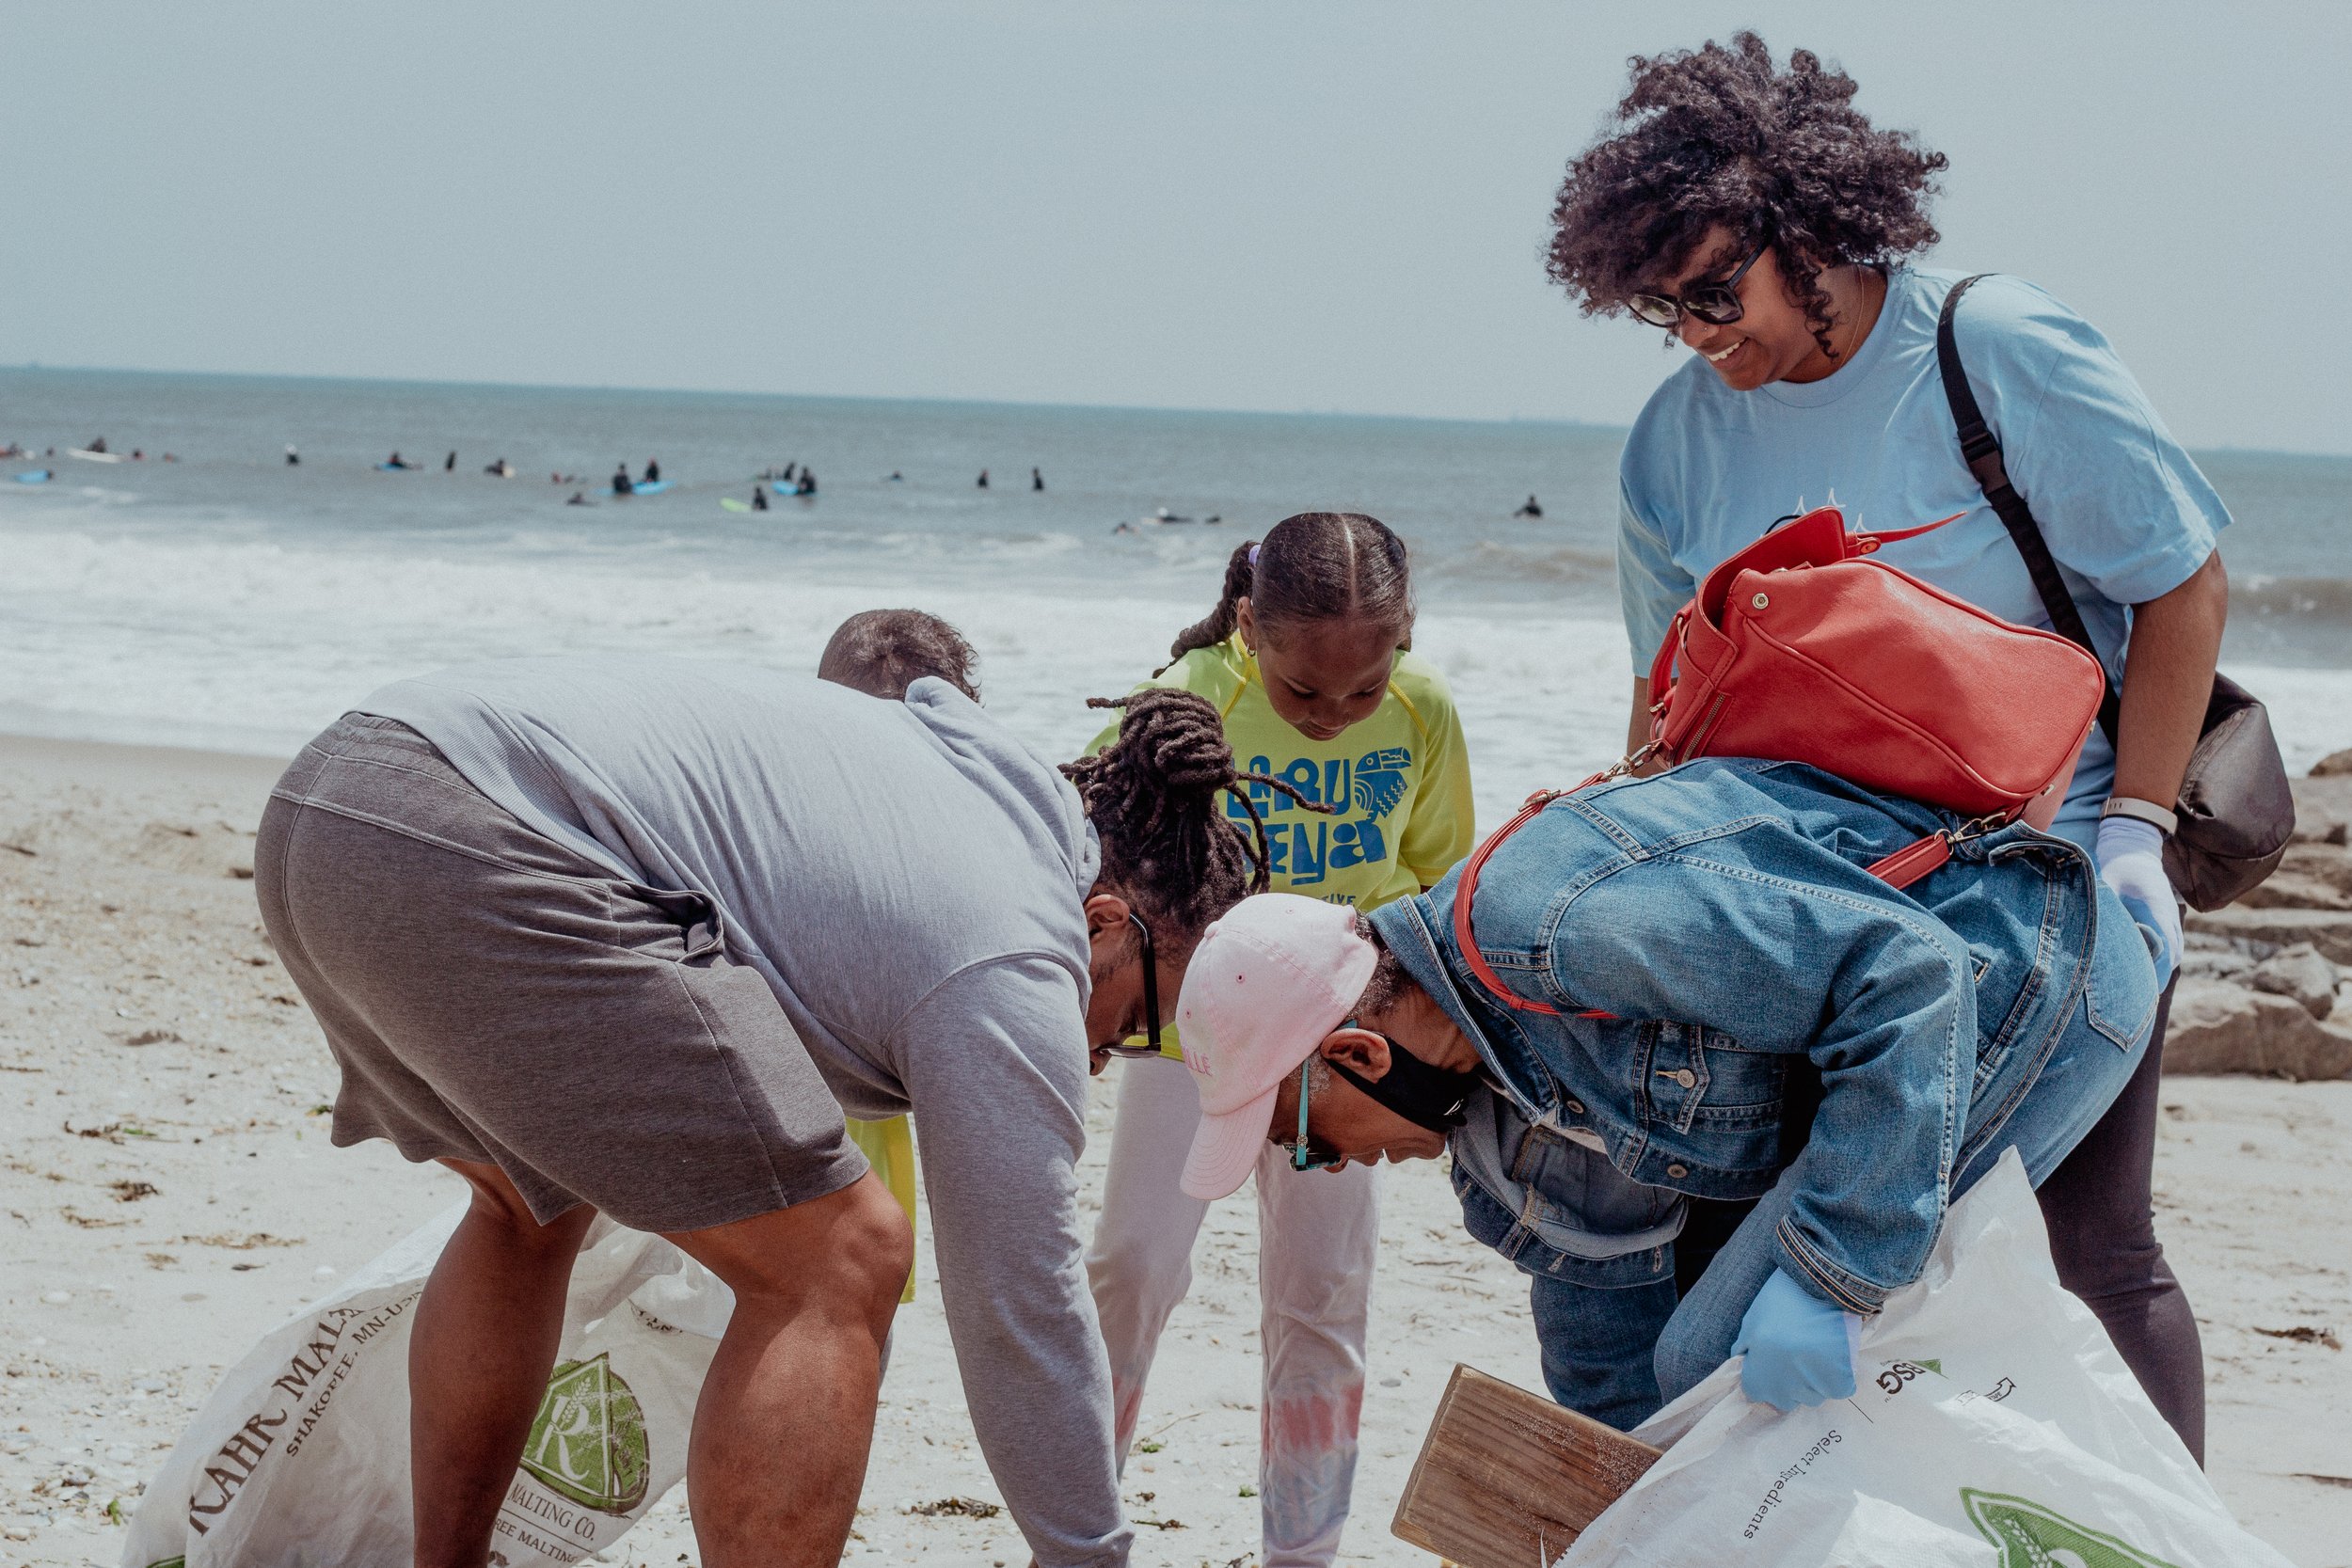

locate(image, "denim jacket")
[[1373, 758, 2159, 1313]]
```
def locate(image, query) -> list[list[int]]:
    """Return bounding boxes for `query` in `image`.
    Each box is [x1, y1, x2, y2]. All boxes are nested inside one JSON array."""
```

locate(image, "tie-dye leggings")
[[1085, 1054, 1379, 1567]]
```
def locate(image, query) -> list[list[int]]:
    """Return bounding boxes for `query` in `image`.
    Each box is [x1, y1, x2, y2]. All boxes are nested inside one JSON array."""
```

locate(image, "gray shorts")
[[255, 713, 866, 1232]]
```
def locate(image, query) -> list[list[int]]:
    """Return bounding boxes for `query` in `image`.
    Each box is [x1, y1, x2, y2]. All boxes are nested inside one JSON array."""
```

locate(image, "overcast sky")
[[6, 1, 2346, 453]]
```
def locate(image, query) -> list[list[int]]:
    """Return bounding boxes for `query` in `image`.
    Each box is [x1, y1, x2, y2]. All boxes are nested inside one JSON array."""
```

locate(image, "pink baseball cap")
[[1176, 894, 1378, 1201]]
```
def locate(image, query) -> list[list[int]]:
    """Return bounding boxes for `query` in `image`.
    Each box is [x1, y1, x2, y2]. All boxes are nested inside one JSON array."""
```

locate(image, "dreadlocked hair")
[[1060, 688, 1334, 948], [1160, 511, 1415, 673], [1545, 32, 1946, 362]]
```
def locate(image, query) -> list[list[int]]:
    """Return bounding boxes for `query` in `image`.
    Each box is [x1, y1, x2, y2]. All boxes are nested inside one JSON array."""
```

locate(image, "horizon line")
[[9, 359, 2349, 463], [0, 359, 1636, 437]]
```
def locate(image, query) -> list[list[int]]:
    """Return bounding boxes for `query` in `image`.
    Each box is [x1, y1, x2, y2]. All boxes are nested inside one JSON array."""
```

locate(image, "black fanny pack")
[[1937, 276, 2294, 910]]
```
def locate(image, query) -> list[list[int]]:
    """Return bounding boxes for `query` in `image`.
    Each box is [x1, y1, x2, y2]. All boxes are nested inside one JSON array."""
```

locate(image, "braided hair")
[[1061, 688, 1331, 948], [1161, 512, 1415, 673]]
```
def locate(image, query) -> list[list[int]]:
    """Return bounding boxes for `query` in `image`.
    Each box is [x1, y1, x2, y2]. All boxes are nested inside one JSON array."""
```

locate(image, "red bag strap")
[[1450, 790, 2004, 1018], [1849, 512, 1966, 553], [1645, 605, 1691, 699], [1451, 787, 1578, 1017]]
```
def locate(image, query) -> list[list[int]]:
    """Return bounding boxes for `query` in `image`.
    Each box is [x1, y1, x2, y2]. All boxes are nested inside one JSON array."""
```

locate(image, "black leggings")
[[1676, 980, 2203, 1464], [2032, 978, 2203, 1463]]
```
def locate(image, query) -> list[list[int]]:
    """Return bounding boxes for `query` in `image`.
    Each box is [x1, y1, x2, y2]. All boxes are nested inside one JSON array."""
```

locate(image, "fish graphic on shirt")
[[1352, 748, 1411, 821]]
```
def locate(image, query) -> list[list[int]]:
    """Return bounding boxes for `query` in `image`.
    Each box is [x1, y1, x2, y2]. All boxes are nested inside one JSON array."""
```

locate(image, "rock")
[[2292, 774, 2352, 845], [2312, 747, 2352, 777], [2235, 867, 2352, 911], [2248, 942, 2338, 1020], [2230, 839, 2349, 910], [2179, 941, 2253, 983], [2162, 978, 2352, 1079], [2185, 907, 2352, 965]]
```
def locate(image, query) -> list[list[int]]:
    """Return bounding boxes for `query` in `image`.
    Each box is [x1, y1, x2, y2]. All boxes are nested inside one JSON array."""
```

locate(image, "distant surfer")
[[87, 436, 107, 454], [797, 468, 818, 496], [752, 485, 770, 512], [644, 458, 662, 483], [977, 468, 989, 489], [566, 491, 591, 506], [1514, 494, 1543, 518], [612, 464, 635, 496], [888, 470, 903, 483], [485, 458, 516, 478], [285, 446, 300, 467], [1031, 467, 1044, 492], [386, 451, 415, 470], [445, 451, 456, 472]]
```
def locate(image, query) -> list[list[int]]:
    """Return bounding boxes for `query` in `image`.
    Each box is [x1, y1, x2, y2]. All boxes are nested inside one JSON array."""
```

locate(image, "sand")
[[1, 734, 2344, 1567]]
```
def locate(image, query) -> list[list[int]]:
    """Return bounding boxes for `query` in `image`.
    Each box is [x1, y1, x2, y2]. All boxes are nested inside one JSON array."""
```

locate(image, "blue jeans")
[[1530, 1270, 1677, 1431]]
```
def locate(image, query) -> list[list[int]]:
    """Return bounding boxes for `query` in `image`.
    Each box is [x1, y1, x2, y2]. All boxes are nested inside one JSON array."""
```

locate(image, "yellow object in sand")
[[847, 1115, 918, 1303]]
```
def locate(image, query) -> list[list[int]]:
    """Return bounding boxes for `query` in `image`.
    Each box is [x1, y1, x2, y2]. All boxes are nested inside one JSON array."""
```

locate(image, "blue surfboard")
[[13, 468, 50, 483], [629, 479, 673, 496]]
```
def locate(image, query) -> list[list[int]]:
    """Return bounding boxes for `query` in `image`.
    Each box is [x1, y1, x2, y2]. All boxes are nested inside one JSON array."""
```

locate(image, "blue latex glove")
[[1732, 1268, 1861, 1411], [2097, 816, 2180, 990]]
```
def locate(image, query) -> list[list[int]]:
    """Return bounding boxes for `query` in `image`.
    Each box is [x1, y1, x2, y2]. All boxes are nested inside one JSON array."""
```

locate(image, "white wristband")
[[2100, 796, 2179, 836]]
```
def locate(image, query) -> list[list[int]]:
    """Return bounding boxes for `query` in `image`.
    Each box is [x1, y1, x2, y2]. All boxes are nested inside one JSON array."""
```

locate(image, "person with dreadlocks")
[[251, 656, 1286, 1567], [1081, 511, 1473, 1567], [1546, 33, 2227, 1457]]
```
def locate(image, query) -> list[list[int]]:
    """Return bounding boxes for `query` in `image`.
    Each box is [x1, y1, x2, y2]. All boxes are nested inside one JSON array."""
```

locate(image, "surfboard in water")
[[720, 498, 751, 513], [67, 449, 124, 464], [374, 463, 417, 471], [13, 468, 51, 483], [629, 480, 673, 496]]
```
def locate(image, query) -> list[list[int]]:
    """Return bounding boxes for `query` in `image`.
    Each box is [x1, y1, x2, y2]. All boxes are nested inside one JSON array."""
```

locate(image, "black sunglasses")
[[1097, 911, 1168, 1060], [1629, 240, 1769, 330]]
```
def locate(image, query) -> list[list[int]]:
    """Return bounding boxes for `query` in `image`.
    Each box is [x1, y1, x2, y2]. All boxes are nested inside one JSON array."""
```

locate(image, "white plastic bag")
[[122, 1203, 733, 1568], [1563, 1150, 2293, 1568]]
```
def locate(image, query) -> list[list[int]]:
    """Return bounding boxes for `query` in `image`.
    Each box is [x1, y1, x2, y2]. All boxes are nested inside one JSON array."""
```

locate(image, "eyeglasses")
[[1289, 1056, 1343, 1172], [1096, 911, 1168, 1060], [1628, 240, 1769, 330]]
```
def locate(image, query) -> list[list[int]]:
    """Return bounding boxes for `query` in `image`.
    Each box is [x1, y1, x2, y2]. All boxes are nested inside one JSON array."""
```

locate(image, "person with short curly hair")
[[1538, 33, 2228, 1458]]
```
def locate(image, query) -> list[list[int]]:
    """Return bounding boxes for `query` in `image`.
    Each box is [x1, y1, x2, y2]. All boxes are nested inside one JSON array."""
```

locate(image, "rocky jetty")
[[2173, 749, 2352, 1079]]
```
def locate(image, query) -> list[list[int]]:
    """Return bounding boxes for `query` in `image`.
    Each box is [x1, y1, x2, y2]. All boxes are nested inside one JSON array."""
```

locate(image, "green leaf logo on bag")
[[1963, 1488, 2183, 1568], [519, 1353, 651, 1513]]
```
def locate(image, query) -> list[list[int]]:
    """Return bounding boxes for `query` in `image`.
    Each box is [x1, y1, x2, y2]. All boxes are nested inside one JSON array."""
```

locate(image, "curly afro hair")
[[1546, 33, 1947, 361]]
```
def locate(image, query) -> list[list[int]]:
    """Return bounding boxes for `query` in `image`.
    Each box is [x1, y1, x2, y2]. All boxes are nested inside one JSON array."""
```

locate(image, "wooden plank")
[[1391, 1364, 1663, 1568]]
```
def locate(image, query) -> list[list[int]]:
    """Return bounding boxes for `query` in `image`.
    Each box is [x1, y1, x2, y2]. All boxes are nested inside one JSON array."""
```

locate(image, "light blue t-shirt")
[[1617, 267, 2231, 849]]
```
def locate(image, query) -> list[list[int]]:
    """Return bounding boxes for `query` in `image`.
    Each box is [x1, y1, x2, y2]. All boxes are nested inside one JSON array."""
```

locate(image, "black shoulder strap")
[[1935, 275, 2122, 744]]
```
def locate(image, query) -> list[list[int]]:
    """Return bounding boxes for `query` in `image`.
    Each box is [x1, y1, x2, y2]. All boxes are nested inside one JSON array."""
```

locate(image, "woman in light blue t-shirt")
[[1539, 34, 2226, 1459]]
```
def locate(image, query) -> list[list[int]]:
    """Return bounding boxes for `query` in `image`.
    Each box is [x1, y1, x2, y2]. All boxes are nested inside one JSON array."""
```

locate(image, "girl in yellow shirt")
[[1084, 511, 1474, 1567]]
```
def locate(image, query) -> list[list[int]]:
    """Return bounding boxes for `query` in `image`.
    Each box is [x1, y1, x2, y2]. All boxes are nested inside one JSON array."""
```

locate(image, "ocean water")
[[2, 367, 2346, 828]]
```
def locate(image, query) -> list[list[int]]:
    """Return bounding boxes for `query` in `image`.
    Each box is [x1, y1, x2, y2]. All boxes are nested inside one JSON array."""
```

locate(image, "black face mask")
[[1324, 1022, 1483, 1133]]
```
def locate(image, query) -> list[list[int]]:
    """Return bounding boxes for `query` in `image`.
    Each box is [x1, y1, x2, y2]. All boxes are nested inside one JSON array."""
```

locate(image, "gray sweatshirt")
[[360, 656, 1130, 1567]]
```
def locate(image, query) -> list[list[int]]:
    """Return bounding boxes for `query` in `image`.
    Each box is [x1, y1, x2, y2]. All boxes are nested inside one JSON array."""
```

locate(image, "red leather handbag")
[[1645, 505, 2103, 826], [1451, 505, 2109, 1018]]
